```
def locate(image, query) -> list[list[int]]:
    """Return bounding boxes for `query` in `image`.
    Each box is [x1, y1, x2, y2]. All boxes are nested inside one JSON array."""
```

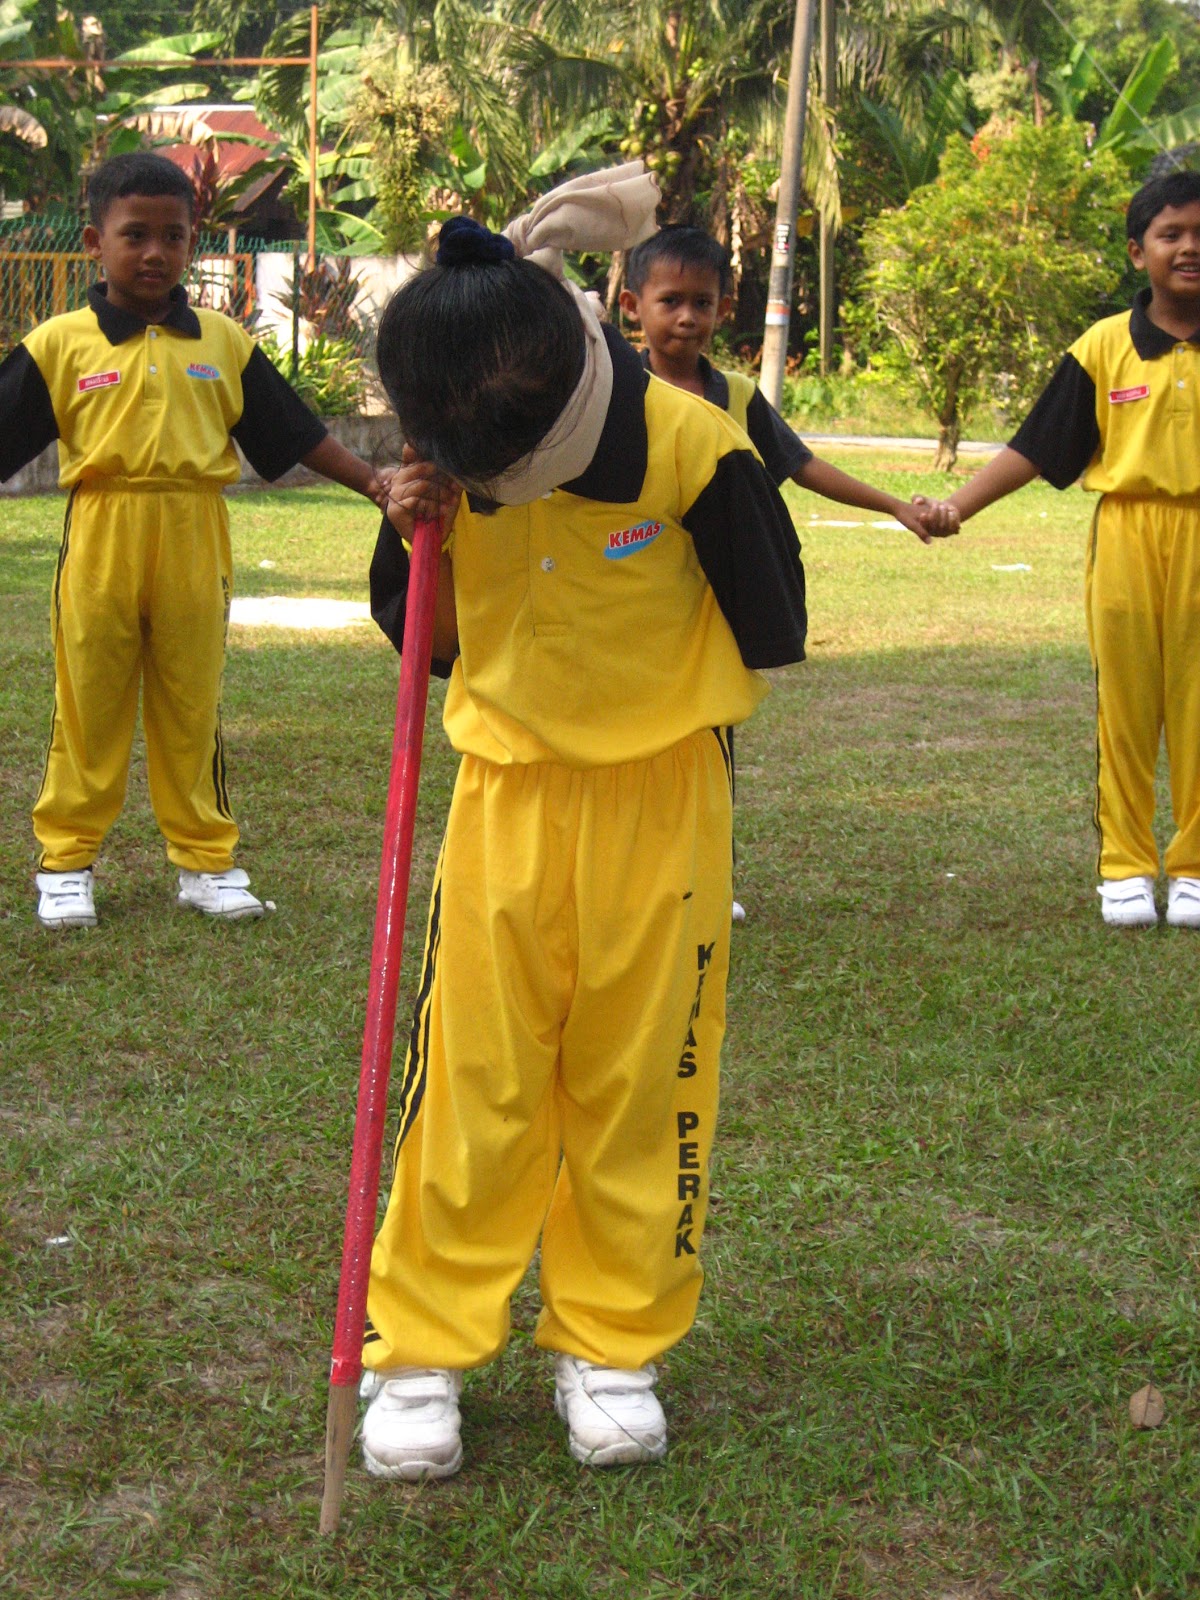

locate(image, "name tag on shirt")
[[78, 369, 121, 393], [1108, 385, 1150, 404]]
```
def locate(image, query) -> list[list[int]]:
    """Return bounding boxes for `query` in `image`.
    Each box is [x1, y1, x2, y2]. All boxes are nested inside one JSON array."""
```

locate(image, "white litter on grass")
[[258, 559, 276, 569], [946, 873, 957, 879], [871, 519, 905, 530], [264, 900, 277, 912], [45, 1235, 71, 1247], [991, 563, 1032, 573], [228, 596, 371, 630], [809, 517, 865, 527]]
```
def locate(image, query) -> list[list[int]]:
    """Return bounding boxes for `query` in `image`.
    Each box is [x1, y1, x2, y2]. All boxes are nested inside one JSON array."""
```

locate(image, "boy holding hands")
[[0, 153, 393, 928], [619, 226, 934, 540], [939, 171, 1200, 929]]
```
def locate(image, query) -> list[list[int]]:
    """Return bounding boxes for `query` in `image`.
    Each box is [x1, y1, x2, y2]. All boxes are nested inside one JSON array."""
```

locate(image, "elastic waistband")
[[1099, 492, 1200, 514], [71, 477, 225, 495]]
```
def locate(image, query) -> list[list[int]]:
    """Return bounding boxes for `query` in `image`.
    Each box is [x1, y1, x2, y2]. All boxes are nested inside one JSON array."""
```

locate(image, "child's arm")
[[795, 455, 933, 544], [301, 434, 394, 510], [944, 446, 1040, 523], [377, 448, 461, 664]]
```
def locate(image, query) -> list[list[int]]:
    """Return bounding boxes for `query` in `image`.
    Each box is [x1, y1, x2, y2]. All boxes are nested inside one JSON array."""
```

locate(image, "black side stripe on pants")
[[712, 725, 735, 799], [1087, 498, 1104, 876], [391, 862, 443, 1156], [32, 486, 80, 830], [210, 716, 233, 822]]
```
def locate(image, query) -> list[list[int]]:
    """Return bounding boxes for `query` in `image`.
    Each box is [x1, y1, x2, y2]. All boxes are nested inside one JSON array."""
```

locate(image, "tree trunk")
[[933, 414, 960, 471]]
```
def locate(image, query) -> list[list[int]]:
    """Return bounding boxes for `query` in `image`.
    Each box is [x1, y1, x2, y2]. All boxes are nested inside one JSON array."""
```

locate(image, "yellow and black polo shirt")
[[1010, 288, 1200, 497], [0, 283, 326, 486], [372, 324, 807, 767], [637, 348, 812, 488]]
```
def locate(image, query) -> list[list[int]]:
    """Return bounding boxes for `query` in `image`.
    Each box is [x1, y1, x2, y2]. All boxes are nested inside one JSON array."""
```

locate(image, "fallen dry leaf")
[[1128, 1383, 1165, 1429]]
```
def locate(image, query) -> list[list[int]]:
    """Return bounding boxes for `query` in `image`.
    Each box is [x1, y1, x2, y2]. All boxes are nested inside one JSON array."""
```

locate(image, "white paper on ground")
[[228, 596, 371, 629]]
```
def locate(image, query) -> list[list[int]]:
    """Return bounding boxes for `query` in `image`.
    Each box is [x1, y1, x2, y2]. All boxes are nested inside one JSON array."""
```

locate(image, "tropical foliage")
[[0, 0, 1198, 430], [856, 118, 1128, 465]]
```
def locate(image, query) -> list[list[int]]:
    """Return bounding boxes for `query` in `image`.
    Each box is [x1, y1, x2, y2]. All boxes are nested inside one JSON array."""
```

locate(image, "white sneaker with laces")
[[177, 867, 263, 920], [35, 868, 97, 928], [554, 1355, 667, 1466], [1097, 876, 1158, 928], [361, 1367, 463, 1480], [1167, 876, 1200, 928]]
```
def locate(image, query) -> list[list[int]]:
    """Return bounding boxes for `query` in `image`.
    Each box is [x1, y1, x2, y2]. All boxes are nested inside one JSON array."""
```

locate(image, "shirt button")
[[1178, 380, 1186, 389], [149, 365, 158, 374], [149, 330, 157, 339], [540, 557, 555, 572]]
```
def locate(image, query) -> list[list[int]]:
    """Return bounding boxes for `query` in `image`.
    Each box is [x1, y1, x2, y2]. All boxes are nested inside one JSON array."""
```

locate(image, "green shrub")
[[257, 331, 368, 417]]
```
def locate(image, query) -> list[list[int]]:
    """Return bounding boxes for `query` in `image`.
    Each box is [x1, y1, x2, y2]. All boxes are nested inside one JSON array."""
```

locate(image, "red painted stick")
[[320, 515, 442, 1535]]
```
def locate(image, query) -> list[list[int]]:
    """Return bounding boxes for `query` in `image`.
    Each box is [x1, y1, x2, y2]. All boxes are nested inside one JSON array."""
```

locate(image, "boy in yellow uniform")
[[0, 153, 392, 928], [619, 226, 932, 920], [940, 171, 1200, 929], [361, 168, 807, 1477], [620, 226, 933, 537]]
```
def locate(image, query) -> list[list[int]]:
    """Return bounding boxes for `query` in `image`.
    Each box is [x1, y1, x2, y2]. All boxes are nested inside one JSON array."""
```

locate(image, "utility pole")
[[760, 0, 817, 409], [818, 0, 836, 375]]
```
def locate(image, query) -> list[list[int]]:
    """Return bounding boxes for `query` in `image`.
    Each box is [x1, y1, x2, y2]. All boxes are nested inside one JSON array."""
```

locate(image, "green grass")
[[3, 465, 1199, 1599]]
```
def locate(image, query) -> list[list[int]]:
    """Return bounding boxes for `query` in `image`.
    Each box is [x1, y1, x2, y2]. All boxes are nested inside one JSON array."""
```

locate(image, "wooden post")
[[818, 0, 836, 376], [760, 0, 816, 410], [307, 4, 318, 271]]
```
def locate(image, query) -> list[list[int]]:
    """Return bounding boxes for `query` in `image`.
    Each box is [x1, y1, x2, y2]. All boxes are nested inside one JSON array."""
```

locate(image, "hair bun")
[[437, 216, 516, 267]]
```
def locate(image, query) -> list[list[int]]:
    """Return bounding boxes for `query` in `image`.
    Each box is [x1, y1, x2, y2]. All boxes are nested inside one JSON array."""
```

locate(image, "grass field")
[[2, 456, 1198, 1600]]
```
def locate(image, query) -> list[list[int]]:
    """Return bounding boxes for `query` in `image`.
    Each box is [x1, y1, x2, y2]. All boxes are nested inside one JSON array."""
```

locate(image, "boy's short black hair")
[[1126, 170, 1200, 245], [87, 152, 195, 226], [376, 257, 586, 487], [625, 226, 731, 296]]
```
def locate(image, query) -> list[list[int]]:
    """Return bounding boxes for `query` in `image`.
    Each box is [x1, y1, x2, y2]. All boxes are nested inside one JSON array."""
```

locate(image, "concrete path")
[[802, 433, 1003, 455]]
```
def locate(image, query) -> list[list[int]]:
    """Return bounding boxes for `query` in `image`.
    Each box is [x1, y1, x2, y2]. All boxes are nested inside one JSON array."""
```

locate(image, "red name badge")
[[1108, 385, 1150, 404], [78, 370, 121, 392]]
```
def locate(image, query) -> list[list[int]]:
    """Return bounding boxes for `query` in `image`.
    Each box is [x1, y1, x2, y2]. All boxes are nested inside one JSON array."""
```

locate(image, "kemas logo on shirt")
[[604, 519, 663, 560], [187, 362, 221, 381]]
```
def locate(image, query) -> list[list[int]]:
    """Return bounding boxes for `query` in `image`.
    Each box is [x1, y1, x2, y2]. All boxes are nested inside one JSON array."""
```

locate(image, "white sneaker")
[[731, 900, 746, 924], [361, 1367, 463, 1481], [1097, 876, 1158, 928], [36, 869, 97, 928], [177, 867, 263, 920], [1167, 877, 1200, 928], [554, 1355, 667, 1467]]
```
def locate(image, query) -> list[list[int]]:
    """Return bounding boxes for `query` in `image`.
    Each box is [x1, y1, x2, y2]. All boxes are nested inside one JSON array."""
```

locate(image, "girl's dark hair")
[[626, 226, 731, 295], [376, 256, 586, 485], [1127, 170, 1200, 244], [87, 152, 195, 225]]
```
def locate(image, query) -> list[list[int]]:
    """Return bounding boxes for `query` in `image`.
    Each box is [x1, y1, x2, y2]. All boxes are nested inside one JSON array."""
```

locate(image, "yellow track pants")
[[364, 728, 734, 1373], [1086, 495, 1200, 879], [33, 482, 238, 873]]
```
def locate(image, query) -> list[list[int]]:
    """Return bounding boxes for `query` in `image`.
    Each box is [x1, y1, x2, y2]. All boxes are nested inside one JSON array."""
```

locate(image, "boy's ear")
[[1127, 235, 1146, 271], [718, 293, 734, 322], [618, 287, 641, 322], [82, 223, 102, 261]]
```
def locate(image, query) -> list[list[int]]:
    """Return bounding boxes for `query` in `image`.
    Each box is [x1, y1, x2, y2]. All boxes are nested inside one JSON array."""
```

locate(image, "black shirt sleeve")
[[1008, 352, 1099, 489], [0, 344, 58, 480], [682, 449, 807, 669], [369, 512, 455, 679], [231, 344, 328, 481], [743, 389, 813, 487]]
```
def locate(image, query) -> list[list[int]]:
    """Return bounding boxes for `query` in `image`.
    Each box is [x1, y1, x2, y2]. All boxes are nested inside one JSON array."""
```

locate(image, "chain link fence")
[[0, 212, 383, 417]]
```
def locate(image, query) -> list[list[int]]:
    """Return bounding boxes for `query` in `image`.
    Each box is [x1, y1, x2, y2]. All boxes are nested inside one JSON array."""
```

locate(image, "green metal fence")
[[0, 213, 379, 415], [0, 212, 281, 347]]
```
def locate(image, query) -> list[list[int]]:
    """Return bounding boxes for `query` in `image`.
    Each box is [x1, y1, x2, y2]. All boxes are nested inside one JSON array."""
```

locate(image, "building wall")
[[0, 414, 405, 497]]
